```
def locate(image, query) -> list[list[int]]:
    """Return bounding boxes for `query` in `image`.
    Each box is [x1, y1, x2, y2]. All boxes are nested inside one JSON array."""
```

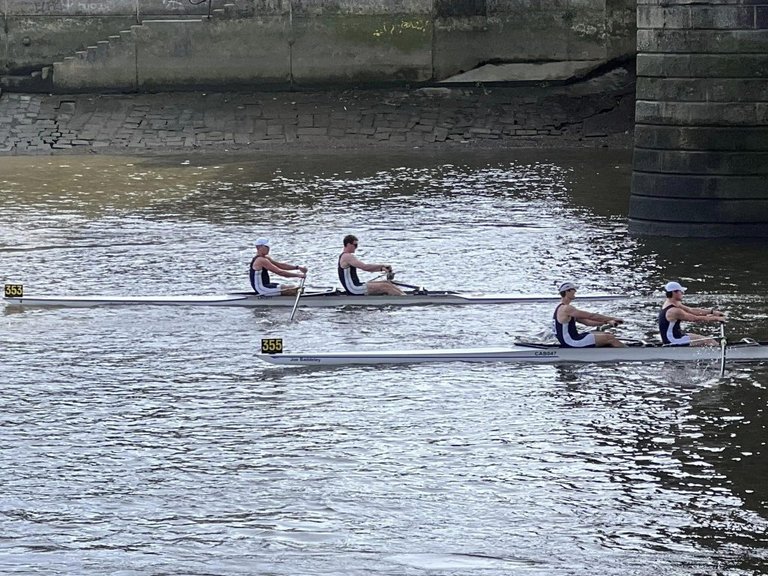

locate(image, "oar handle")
[[371, 266, 396, 282]]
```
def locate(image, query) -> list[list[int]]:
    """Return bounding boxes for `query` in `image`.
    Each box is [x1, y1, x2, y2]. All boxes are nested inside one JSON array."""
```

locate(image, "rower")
[[338, 234, 405, 296], [553, 281, 625, 348], [250, 237, 307, 297], [659, 281, 726, 346]]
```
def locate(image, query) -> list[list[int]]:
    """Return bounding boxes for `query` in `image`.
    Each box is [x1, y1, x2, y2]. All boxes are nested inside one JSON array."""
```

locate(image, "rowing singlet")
[[659, 304, 691, 346], [338, 255, 366, 295], [553, 304, 596, 348], [250, 256, 281, 296]]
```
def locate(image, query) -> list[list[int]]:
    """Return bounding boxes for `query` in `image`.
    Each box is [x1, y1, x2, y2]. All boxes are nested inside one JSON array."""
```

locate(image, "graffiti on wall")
[[161, 0, 186, 9], [9, 0, 196, 15]]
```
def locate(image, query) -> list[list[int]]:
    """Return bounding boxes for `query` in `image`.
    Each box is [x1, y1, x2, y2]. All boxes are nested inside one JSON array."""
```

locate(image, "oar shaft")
[[719, 322, 727, 377], [289, 275, 306, 323], [392, 280, 422, 291]]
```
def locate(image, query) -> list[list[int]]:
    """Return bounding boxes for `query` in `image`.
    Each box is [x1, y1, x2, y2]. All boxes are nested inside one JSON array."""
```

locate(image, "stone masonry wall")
[[0, 72, 635, 154], [1, 0, 636, 89]]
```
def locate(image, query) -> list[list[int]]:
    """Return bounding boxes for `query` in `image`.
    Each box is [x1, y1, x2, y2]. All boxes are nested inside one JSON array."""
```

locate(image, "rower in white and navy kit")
[[659, 304, 690, 345], [337, 234, 405, 296], [338, 255, 366, 295], [552, 281, 625, 348], [250, 255, 281, 296], [249, 237, 307, 297], [658, 281, 725, 346], [553, 303, 596, 347]]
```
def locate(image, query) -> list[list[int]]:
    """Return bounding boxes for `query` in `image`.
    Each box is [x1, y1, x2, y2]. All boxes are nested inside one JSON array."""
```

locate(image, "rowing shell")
[[2, 289, 626, 308], [257, 341, 768, 366]]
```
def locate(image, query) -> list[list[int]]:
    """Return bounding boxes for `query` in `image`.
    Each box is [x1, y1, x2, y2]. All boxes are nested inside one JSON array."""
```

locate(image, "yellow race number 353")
[[4, 284, 23, 298]]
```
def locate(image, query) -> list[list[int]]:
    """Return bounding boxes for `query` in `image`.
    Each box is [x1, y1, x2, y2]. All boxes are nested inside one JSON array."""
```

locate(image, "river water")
[[1, 149, 767, 575]]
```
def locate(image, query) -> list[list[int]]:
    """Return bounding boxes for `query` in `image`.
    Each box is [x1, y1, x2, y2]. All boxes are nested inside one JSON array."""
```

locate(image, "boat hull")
[[258, 342, 768, 366], [3, 291, 625, 308]]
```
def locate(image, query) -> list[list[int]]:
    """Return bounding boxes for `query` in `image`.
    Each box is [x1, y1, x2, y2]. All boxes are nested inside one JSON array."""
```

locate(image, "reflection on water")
[[1, 150, 767, 575]]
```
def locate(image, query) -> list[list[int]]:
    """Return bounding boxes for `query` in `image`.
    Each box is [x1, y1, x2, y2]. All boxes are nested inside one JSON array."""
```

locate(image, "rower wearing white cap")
[[659, 281, 726, 346], [553, 281, 625, 348], [249, 237, 307, 297]]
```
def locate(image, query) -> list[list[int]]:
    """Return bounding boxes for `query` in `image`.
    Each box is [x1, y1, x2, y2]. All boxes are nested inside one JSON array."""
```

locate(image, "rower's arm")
[[690, 305, 725, 317], [570, 308, 623, 327], [260, 258, 304, 279], [670, 307, 724, 323], [676, 303, 726, 320], [345, 254, 389, 273]]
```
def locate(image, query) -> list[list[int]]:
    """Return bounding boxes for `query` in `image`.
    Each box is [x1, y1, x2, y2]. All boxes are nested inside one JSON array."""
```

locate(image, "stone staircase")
[[0, 3, 238, 94]]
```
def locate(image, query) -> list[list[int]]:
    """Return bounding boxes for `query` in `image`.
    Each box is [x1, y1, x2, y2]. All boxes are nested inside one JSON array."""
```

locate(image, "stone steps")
[[0, 3, 238, 94]]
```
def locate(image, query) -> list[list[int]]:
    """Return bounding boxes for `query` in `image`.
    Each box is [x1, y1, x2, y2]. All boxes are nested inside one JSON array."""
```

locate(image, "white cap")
[[664, 281, 687, 292], [255, 237, 270, 247], [557, 281, 578, 293]]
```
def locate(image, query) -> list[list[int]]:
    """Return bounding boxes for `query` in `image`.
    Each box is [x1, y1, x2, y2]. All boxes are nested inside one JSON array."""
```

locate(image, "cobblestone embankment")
[[0, 75, 635, 155]]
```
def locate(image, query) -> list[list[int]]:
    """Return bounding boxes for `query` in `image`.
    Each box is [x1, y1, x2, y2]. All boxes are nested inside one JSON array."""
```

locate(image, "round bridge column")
[[629, 1, 768, 237]]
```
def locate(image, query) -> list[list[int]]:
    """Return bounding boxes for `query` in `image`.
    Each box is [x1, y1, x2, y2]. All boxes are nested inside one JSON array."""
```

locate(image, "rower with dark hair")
[[338, 234, 404, 296], [553, 281, 625, 348]]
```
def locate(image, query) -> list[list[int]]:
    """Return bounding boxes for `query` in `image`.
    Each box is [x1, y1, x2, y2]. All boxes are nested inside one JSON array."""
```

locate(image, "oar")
[[392, 280, 426, 292], [289, 275, 306, 323], [719, 322, 727, 377], [371, 267, 397, 282]]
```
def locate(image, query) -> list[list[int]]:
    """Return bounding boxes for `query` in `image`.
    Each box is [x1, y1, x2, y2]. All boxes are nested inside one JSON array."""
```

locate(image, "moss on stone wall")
[[321, 14, 432, 53]]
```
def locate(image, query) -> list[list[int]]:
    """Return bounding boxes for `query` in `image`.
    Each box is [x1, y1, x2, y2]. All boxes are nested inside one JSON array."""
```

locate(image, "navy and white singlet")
[[249, 256, 281, 296], [552, 304, 596, 348], [338, 255, 366, 295], [659, 304, 691, 345]]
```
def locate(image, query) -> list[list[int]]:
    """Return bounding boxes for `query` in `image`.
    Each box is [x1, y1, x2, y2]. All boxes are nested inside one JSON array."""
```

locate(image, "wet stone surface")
[[0, 75, 635, 155]]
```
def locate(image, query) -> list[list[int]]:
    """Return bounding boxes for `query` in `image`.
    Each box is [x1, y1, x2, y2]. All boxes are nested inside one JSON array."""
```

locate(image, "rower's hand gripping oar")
[[289, 274, 306, 324], [371, 266, 396, 282]]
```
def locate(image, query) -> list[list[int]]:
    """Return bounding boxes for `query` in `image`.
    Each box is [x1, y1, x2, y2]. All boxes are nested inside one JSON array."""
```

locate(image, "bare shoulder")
[[664, 301, 682, 313], [252, 255, 266, 268], [665, 304, 686, 319], [557, 303, 574, 317]]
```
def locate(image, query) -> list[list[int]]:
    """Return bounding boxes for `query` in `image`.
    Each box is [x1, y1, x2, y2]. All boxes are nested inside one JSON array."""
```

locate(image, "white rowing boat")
[[2, 285, 626, 308], [257, 340, 768, 366]]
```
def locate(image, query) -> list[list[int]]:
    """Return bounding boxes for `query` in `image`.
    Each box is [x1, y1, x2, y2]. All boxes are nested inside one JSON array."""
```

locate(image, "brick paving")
[[0, 79, 635, 155]]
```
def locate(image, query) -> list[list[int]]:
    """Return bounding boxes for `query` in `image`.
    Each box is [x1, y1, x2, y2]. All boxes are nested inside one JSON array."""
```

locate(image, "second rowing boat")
[[257, 339, 768, 366]]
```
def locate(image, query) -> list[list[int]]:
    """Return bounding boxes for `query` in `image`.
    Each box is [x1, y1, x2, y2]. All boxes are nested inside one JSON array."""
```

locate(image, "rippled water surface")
[[2, 150, 767, 575]]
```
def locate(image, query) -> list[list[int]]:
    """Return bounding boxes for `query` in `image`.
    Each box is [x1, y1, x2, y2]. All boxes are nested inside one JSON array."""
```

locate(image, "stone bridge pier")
[[629, 0, 768, 237]]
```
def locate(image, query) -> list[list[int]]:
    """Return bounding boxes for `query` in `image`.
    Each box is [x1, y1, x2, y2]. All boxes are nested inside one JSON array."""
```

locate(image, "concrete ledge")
[[440, 60, 604, 83]]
